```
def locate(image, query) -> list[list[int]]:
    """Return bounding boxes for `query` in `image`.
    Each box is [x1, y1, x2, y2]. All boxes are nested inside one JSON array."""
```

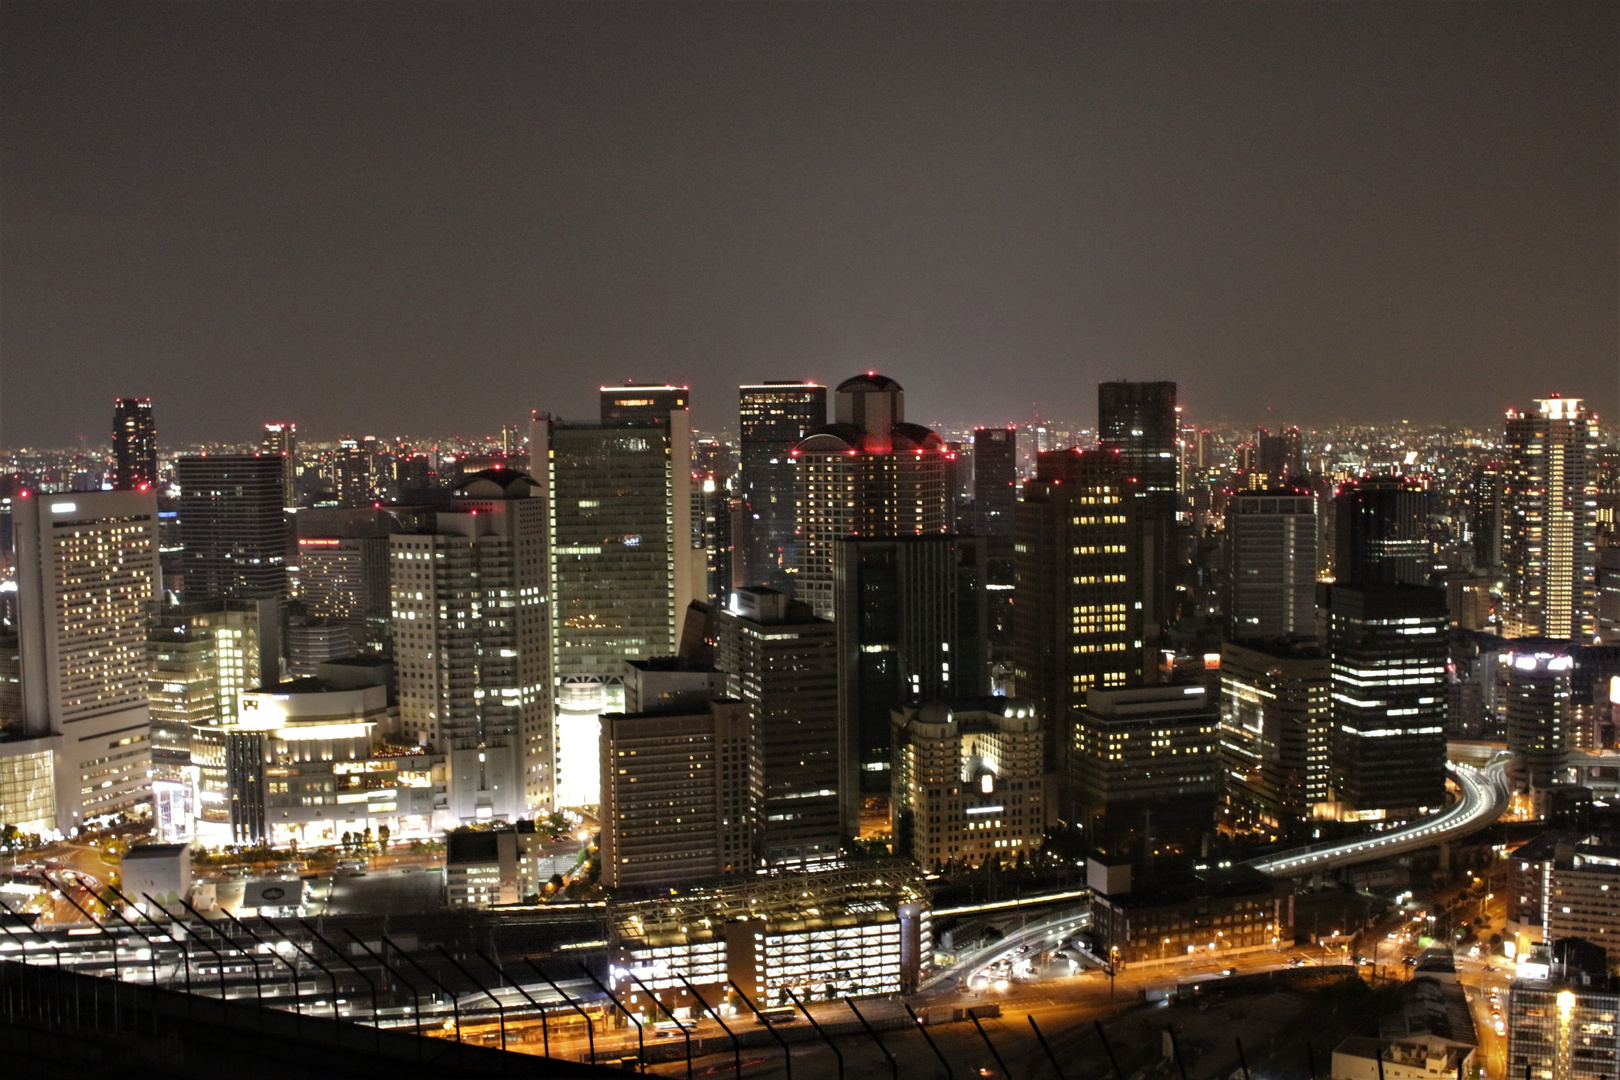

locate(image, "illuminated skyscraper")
[[391, 469, 550, 819], [738, 382, 826, 591], [16, 489, 160, 829], [175, 454, 289, 601], [1502, 396, 1598, 640], [1217, 638, 1330, 839], [260, 422, 298, 507], [1097, 381, 1180, 635], [112, 397, 158, 491], [1013, 449, 1144, 793], [1324, 583, 1449, 820], [792, 374, 950, 619]]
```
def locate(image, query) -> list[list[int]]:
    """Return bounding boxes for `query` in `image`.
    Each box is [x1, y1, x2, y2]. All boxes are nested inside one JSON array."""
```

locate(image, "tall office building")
[[738, 383, 827, 591], [112, 398, 158, 492], [1335, 477, 1432, 587], [1324, 583, 1449, 820], [391, 469, 550, 820], [694, 470, 735, 604], [715, 586, 840, 864], [335, 437, 378, 507], [16, 489, 160, 830], [792, 374, 950, 619], [1071, 684, 1218, 857], [147, 597, 279, 838], [1469, 460, 1504, 571], [260, 422, 298, 507], [175, 454, 289, 601], [834, 534, 987, 834], [1503, 397, 1599, 640], [1217, 639, 1330, 839], [1255, 426, 1304, 483], [1226, 491, 1318, 640], [1013, 449, 1144, 794], [1097, 380, 1180, 634], [532, 391, 699, 808], [599, 697, 760, 890], [972, 427, 1018, 540]]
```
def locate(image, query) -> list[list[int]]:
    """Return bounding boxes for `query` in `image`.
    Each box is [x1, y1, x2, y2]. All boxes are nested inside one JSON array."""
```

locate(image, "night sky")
[[2, 2, 1615, 445]]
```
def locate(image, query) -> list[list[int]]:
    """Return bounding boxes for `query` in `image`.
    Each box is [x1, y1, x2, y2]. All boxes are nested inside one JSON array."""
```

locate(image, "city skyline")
[[3, 2, 1615, 444]]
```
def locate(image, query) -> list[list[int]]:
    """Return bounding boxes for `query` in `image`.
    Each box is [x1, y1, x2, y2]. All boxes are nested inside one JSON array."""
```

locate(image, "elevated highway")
[[1253, 757, 1510, 878]]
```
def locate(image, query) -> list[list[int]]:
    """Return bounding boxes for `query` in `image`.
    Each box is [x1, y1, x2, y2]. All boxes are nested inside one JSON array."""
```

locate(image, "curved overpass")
[[1253, 758, 1509, 878]]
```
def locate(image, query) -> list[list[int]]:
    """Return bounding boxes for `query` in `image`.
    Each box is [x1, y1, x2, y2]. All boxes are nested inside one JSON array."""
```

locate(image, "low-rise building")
[[606, 866, 932, 1014], [1332, 1035, 1475, 1080], [1506, 833, 1620, 960], [1089, 863, 1291, 967], [121, 842, 191, 907], [890, 697, 1044, 868], [444, 822, 582, 908], [229, 678, 446, 846]]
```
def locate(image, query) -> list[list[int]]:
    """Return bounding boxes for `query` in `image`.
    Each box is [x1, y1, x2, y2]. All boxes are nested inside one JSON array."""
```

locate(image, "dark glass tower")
[[971, 427, 1017, 540], [834, 534, 987, 835], [1324, 583, 1449, 819], [175, 454, 289, 601], [1334, 477, 1433, 587], [112, 397, 158, 490], [1097, 381, 1180, 634], [738, 382, 826, 590]]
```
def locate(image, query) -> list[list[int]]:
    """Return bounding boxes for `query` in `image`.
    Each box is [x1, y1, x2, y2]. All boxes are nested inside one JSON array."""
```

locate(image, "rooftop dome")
[[836, 372, 903, 394], [452, 468, 538, 499]]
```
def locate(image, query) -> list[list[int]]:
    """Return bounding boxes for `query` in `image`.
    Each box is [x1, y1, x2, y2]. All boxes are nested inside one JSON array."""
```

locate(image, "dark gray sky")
[[3, 1, 1615, 445]]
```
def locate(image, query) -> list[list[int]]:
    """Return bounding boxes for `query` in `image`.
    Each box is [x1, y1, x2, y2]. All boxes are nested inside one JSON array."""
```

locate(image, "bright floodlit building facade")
[[606, 866, 933, 1012], [890, 697, 1044, 868], [16, 488, 161, 831], [1502, 396, 1598, 641]]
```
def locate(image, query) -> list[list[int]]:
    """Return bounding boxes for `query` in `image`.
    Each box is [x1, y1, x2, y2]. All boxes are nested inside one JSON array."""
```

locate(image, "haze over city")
[[3, 2, 1616, 444]]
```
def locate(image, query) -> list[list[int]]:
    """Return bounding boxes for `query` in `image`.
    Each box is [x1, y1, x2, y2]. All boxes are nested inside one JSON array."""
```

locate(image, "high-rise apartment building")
[[1335, 477, 1432, 587], [391, 469, 550, 820], [1323, 583, 1449, 820], [16, 489, 161, 829], [834, 534, 987, 834], [112, 397, 158, 492], [1070, 684, 1218, 857], [260, 422, 298, 507], [1097, 381, 1180, 634], [792, 374, 950, 618], [1014, 450, 1144, 790], [1503, 397, 1599, 640], [1217, 639, 1330, 839], [890, 697, 1044, 868], [599, 697, 761, 891], [715, 586, 840, 864], [175, 454, 289, 601], [1502, 640, 1581, 804], [738, 383, 827, 592], [1226, 491, 1318, 640]]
